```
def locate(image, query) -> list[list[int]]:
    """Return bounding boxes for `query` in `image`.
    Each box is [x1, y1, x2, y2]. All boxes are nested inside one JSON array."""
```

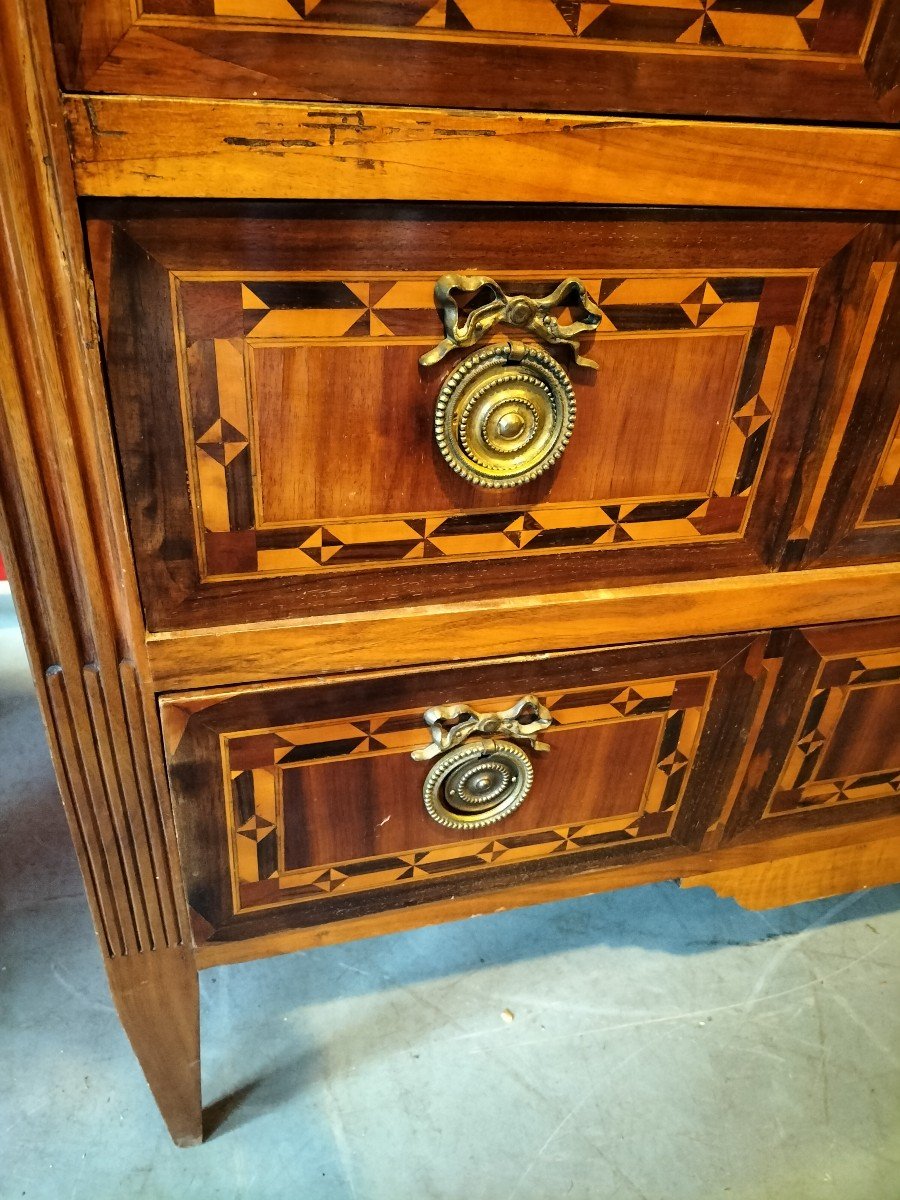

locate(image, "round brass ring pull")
[[422, 737, 533, 830], [434, 342, 576, 488]]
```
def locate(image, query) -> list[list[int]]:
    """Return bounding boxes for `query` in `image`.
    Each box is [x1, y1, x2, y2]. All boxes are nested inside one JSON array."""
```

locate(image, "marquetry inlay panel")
[[765, 649, 900, 819], [174, 270, 805, 579], [723, 620, 900, 844], [166, 671, 711, 915], [138, 0, 864, 55], [786, 254, 900, 568]]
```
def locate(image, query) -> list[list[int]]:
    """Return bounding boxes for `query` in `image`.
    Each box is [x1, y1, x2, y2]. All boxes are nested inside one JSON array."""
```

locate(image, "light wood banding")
[[66, 98, 900, 210]]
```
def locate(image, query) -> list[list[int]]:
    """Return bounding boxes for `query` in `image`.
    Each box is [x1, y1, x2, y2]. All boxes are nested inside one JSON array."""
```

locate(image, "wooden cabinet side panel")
[[0, 0, 191, 958]]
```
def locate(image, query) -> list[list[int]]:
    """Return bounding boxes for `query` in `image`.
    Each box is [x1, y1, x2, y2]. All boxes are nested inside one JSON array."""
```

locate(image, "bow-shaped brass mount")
[[419, 274, 603, 371], [411, 695, 553, 762]]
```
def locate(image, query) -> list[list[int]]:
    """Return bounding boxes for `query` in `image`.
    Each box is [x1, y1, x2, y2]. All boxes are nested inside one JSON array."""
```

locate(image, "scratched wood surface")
[[144, 562, 900, 691], [66, 98, 900, 208]]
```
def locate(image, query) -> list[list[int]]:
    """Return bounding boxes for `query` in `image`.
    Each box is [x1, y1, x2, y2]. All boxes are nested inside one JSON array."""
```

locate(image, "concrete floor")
[[1, 592, 899, 1200]]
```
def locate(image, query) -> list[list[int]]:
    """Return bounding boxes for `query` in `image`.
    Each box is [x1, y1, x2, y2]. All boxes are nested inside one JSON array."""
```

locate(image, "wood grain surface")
[[251, 332, 744, 524], [66, 98, 900, 209], [91, 202, 897, 634], [146, 561, 900, 690], [196, 816, 900, 968], [162, 633, 764, 943], [0, 0, 199, 1145], [681, 835, 900, 909], [47, 0, 900, 123]]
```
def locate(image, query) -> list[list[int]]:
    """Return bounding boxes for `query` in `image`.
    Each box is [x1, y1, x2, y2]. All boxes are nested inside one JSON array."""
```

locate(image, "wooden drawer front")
[[791, 259, 900, 568], [162, 634, 763, 944], [92, 204, 892, 632], [48, 1, 898, 123], [725, 618, 900, 844]]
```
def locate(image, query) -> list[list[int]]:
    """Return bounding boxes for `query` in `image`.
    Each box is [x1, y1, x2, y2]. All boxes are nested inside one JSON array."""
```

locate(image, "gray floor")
[[1, 592, 899, 1200]]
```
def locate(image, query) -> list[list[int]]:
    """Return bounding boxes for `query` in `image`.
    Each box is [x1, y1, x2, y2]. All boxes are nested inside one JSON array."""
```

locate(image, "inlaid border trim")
[[765, 647, 900, 818], [137, 0, 871, 58], [213, 672, 710, 912], [172, 270, 807, 580]]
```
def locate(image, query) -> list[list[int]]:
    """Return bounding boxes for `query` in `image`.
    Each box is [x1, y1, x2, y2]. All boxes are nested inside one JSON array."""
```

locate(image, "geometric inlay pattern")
[[161, 1, 848, 55], [765, 648, 900, 818], [175, 271, 807, 580], [214, 673, 709, 913]]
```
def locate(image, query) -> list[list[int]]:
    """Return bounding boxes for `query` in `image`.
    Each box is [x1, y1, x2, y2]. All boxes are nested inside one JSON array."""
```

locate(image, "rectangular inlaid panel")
[[91, 202, 894, 631], [48, 1, 898, 123], [793, 257, 900, 567], [162, 633, 765, 942], [179, 271, 784, 580], [250, 332, 743, 524], [724, 618, 900, 843]]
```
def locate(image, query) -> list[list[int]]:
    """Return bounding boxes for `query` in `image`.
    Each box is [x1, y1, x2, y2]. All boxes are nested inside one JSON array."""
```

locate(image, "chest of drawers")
[[1, 0, 899, 1146]]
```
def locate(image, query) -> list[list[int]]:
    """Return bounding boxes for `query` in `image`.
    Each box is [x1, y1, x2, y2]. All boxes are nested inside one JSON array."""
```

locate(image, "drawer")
[[724, 617, 900, 843], [91, 203, 895, 632], [48, 1, 898, 124], [161, 633, 764, 945]]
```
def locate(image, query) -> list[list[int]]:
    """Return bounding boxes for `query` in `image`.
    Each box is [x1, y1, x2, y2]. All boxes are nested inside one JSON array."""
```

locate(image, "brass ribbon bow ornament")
[[418, 274, 604, 370], [411, 696, 553, 762]]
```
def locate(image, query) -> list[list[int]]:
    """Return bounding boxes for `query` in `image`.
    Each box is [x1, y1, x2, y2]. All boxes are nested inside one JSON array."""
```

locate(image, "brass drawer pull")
[[419, 274, 603, 370], [421, 274, 599, 489], [411, 696, 552, 830], [434, 340, 576, 488]]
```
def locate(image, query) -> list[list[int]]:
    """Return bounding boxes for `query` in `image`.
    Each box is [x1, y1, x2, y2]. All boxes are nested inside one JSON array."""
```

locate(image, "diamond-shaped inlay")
[[477, 841, 509, 863], [300, 528, 344, 564], [732, 395, 772, 437], [504, 513, 544, 549], [609, 687, 645, 715], [312, 867, 348, 892], [797, 729, 826, 756], [196, 418, 250, 466], [656, 749, 689, 777], [237, 814, 275, 842]]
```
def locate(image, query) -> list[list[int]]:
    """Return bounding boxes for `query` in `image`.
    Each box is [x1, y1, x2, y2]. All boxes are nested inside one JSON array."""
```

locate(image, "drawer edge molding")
[[147, 562, 900, 689], [64, 96, 900, 211], [193, 814, 900, 969]]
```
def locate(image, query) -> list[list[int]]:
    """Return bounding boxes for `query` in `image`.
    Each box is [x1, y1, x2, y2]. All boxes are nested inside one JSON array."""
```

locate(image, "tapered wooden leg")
[[105, 947, 202, 1147]]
